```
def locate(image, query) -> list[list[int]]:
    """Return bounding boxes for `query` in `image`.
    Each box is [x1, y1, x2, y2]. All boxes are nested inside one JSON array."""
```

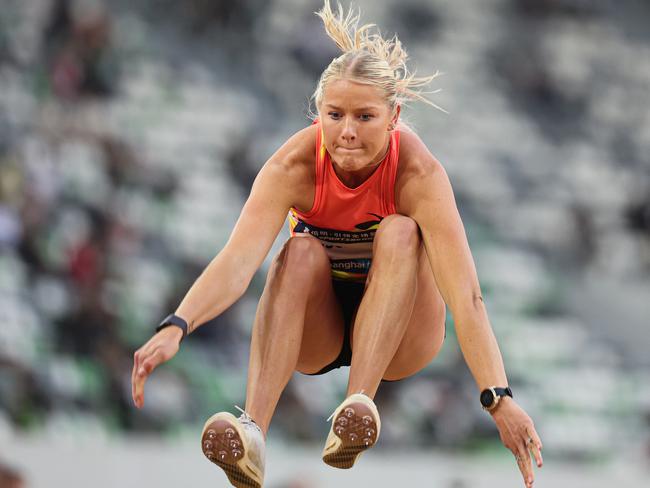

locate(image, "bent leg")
[[244, 236, 344, 436], [381, 247, 446, 380], [346, 215, 421, 399]]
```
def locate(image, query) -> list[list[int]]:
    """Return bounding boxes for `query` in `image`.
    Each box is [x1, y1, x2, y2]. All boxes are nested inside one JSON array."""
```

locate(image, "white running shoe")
[[322, 392, 381, 469], [201, 407, 265, 487]]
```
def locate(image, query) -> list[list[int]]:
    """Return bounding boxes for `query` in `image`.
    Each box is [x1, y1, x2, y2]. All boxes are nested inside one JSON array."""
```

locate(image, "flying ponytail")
[[313, 0, 445, 112]]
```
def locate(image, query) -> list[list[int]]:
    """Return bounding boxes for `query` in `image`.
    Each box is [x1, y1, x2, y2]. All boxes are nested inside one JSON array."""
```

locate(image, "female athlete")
[[131, 2, 543, 487]]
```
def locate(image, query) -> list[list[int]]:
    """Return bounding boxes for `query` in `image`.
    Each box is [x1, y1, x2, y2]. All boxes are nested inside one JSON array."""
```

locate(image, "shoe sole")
[[322, 399, 379, 469], [201, 412, 262, 488]]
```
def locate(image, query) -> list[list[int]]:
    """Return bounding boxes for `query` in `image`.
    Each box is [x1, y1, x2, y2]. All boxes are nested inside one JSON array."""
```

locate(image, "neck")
[[370, 140, 391, 166]]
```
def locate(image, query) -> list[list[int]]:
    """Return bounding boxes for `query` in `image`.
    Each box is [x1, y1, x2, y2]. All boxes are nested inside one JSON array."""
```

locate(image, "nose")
[[340, 117, 357, 143]]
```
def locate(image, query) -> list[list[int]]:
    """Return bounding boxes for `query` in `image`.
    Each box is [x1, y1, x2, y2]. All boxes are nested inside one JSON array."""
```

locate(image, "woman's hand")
[[131, 326, 183, 409], [490, 397, 544, 488]]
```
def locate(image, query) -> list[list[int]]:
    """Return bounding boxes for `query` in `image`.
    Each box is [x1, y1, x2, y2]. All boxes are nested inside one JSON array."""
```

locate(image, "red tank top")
[[289, 122, 401, 281]]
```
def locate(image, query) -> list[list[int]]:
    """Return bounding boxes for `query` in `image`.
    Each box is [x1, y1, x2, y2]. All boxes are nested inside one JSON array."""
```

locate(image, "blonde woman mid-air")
[[131, 1, 543, 487]]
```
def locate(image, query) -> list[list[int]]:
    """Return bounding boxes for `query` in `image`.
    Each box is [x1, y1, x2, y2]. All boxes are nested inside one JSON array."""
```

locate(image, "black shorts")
[[303, 277, 447, 379], [302, 279, 402, 382]]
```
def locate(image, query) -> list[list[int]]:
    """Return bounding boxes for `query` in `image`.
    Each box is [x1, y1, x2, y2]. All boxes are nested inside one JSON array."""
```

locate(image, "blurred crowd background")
[[1, 0, 649, 487]]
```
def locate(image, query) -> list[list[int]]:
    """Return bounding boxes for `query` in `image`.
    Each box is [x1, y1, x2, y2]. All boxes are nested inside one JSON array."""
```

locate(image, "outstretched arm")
[[132, 126, 315, 409], [398, 140, 543, 488], [172, 155, 298, 335]]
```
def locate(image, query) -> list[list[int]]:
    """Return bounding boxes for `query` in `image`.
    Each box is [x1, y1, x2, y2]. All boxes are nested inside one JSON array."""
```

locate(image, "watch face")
[[480, 389, 494, 407]]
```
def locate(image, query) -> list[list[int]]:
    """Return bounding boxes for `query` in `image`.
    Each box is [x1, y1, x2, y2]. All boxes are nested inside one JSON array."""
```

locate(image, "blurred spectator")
[[43, 0, 117, 99]]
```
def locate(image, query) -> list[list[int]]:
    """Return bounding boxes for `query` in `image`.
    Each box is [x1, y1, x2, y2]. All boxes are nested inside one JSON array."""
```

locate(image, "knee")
[[273, 236, 329, 276], [374, 215, 421, 256]]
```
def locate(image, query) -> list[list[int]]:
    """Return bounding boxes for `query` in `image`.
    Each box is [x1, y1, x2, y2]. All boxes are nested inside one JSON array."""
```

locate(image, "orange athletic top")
[[289, 122, 401, 282]]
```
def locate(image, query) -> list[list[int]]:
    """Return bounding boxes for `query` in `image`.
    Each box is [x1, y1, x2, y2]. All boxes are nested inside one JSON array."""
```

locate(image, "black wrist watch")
[[156, 314, 188, 342], [479, 386, 513, 412]]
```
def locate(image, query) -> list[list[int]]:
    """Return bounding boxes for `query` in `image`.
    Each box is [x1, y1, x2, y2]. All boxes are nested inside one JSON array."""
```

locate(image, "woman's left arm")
[[398, 147, 543, 488]]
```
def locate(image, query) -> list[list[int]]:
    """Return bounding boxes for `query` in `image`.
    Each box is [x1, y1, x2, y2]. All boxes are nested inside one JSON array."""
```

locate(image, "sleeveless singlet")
[[288, 123, 401, 282]]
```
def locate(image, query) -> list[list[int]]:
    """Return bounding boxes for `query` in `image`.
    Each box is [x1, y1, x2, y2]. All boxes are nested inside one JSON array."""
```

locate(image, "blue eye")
[[360, 114, 373, 121], [328, 112, 341, 120]]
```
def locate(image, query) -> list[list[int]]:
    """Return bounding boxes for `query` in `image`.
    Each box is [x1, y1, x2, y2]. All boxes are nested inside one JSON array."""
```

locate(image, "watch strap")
[[156, 314, 188, 341], [494, 387, 513, 399]]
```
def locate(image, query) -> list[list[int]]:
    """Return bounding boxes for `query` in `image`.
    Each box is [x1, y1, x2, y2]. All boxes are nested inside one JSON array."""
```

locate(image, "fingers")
[[527, 427, 544, 468], [131, 328, 182, 409], [131, 350, 140, 406], [494, 403, 543, 488], [512, 424, 544, 488], [131, 347, 163, 409], [515, 425, 544, 488], [514, 442, 534, 488], [132, 348, 147, 409]]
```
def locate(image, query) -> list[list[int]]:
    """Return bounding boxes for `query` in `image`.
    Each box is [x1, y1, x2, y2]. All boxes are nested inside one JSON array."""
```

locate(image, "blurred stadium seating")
[[1, 0, 649, 486]]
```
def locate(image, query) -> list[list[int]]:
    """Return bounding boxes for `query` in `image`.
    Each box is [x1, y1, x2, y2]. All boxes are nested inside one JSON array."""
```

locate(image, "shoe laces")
[[234, 405, 266, 470], [235, 405, 262, 433]]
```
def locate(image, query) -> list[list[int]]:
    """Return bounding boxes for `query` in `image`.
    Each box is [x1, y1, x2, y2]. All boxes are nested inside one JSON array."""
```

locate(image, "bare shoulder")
[[395, 129, 449, 213], [256, 123, 317, 209], [264, 123, 317, 181]]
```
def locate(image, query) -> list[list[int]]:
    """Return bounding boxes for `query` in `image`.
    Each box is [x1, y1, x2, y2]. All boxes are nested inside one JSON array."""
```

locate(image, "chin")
[[335, 157, 364, 170], [337, 151, 368, 164]]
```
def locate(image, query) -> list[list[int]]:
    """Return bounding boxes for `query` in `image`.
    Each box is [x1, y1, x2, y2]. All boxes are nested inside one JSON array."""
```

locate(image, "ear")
[[388, 105, 401, 130]]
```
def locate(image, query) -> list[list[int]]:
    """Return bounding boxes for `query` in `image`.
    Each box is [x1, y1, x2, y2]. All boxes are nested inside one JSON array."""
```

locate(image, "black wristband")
[[498, 386, 513, 398], [156, 314, 188, 342]]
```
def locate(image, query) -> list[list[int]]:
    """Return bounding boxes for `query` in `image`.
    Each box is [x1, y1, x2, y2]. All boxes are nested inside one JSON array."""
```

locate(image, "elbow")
[[450, 289, 486, 323], [236, 272, 254, 298], [472, 292, 485, 311]]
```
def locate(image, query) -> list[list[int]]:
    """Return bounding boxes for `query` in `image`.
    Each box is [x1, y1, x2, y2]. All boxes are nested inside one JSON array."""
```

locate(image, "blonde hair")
[[312, 0, 445, 114]]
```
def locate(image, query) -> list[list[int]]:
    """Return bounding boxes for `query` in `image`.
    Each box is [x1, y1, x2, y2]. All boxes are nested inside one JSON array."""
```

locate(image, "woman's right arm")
[[174, 153, 300, 335], [132, 126, 315, 408]]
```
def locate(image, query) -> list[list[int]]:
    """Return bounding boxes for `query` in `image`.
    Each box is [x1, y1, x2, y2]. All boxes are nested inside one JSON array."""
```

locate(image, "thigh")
[[271, 237, 346, 374], [296, 279, 347, 374], [381, 244, 446, 381]]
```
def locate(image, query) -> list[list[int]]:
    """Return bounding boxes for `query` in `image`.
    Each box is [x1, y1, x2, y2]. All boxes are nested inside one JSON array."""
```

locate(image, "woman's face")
[[318, 79, 399, 174]]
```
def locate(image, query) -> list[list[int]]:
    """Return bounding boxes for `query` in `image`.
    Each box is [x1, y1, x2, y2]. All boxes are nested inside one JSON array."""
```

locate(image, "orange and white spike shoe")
[[201, 407, 265, 487], [322, 392, 381, 469]]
